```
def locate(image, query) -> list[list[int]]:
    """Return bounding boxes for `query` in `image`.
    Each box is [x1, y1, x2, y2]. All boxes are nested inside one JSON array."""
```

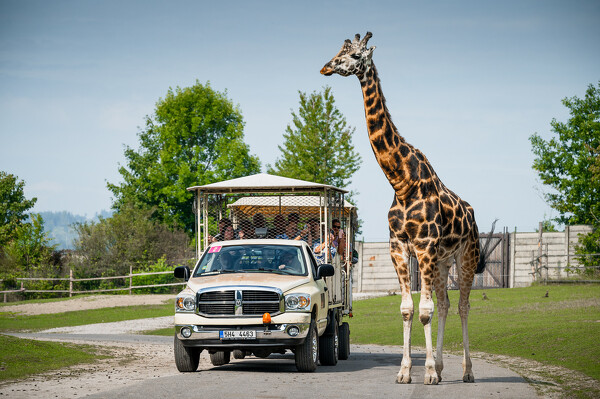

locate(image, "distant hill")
[[38, 210, 113, 250]]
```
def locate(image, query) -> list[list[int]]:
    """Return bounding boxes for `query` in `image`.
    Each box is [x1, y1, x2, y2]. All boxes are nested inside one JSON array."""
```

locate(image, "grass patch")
[[143, 327, 173, 336], [0, 334, 105, 381], [0, 302, 173, 332], [349, 285, 600, 382]]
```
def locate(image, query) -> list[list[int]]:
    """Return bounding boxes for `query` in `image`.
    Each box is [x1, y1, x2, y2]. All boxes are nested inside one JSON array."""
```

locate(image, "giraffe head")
[[320, 32, 376, 78]]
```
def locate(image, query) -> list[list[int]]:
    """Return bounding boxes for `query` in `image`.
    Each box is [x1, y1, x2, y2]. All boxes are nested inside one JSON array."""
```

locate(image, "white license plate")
[[219, 330, 256, 340]]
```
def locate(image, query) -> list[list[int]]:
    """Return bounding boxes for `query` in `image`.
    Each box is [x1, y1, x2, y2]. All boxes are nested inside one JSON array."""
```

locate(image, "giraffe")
[[321, 32, 490, 385]]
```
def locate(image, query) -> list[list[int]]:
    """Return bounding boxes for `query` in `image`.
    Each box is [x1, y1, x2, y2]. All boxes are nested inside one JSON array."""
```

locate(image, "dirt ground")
[[0, 294, 174, 316], [1, 295, 598, 398]]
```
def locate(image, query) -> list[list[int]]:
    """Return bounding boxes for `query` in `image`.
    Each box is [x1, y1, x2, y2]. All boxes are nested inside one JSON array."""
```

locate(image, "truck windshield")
[[193, 244, 306, 277]]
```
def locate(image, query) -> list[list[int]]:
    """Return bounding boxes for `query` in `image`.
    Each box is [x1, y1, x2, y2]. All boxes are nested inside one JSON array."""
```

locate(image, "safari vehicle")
[[173, 173, 357, 372]]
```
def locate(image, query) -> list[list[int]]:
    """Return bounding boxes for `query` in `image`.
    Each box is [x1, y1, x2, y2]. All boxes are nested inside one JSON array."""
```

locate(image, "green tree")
[[107, 81, 261, 234], [267, 86, 362, 189], [0, 172, 37, 248], [530, 82, 600, 270], [529, 82, 600, 226], [1, 214, 56, 274], [72, 203, 193, 280]]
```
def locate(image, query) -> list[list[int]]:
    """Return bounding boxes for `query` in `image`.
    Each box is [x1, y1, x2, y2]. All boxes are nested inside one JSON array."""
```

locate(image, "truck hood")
[[186, 273, 312, 294]]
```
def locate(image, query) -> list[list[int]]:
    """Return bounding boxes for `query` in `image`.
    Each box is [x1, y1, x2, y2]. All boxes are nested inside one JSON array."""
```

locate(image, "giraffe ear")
[[367, 46, 376, 58]]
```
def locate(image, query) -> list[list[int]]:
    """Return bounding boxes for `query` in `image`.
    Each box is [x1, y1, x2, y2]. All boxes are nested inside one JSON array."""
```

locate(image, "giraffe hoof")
[[424, 372, 439, 385], [463, 373, 475, 383], [396, 374, 411, 384]]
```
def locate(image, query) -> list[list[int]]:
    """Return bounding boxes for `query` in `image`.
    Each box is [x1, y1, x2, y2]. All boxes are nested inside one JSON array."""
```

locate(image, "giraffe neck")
[[358, 64, 421, 197]]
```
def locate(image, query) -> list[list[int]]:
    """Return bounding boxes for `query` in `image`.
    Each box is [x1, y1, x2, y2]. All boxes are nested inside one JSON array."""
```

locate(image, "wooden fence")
[[1, 267, 186, 302]]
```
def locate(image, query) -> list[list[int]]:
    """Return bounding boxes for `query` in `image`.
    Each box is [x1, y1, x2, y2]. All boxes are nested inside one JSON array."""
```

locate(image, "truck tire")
[[174, 335, 201, 372], [319, 321, 338, 366], [295, 319, 318, 372], [232, 350, 246, 359], [210, 351, 231, 366], [339, 322, 350, 360]]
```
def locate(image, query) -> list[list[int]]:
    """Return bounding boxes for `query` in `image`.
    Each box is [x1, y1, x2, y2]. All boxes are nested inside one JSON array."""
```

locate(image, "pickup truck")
[[173, 173, 356, 372], [173, 238, 350, 372]]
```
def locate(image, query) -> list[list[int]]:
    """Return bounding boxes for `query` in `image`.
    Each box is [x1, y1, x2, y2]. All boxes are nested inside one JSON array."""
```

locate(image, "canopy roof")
[[187, 173, 347, 194], [228, 195, 355, 217]]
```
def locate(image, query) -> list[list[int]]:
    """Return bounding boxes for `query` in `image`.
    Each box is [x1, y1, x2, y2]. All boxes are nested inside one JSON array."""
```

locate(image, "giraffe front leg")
[[397, 291, 413, 384], [433, 259, 451, 383], [390, 237, 413, 384], [420, 294, 438, 385], [417, 249, 438, 385]]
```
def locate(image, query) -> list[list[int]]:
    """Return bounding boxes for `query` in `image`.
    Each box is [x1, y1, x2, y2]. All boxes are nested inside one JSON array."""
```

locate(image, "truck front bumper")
[[175, 322, 310, 348]]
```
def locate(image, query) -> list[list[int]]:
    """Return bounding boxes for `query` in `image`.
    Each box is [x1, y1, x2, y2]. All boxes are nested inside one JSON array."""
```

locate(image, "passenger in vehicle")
[[237, 218, 255, 239], [301, 218, 321, 247], [209, 218, 235, 242], [216, 252, 235, 271], [276, 212, 302, 240], [277, 250, 303, 273], [331, 218, 346, 260], [253, 213, 268, 238], [313, 224, 337, 264], [269, 214, 286, 239]]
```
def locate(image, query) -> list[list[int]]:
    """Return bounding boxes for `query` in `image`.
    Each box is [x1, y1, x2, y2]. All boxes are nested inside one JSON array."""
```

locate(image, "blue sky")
[[1, 1, 598, 241]]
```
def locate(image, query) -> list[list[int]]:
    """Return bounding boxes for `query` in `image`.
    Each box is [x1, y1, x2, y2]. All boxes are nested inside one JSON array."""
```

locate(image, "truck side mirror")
[[174, 265, 190, 281], [317, 264, 335, 279]]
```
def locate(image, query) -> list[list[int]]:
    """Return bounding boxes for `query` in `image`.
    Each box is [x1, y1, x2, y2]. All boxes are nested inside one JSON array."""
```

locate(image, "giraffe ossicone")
[[322, 31, 493, 385]]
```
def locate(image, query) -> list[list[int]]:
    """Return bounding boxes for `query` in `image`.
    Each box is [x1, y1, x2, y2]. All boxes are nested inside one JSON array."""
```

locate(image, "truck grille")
[[197, 289, 281, 317]]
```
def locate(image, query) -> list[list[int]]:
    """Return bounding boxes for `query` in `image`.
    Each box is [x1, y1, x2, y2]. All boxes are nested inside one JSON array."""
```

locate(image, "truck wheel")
[[295, 319, 318, 372], [209, 351, 231, 366], [232, 350, 246, 359], [338, 322, 350, 360], [319, 321, 338, 366], [174, 334, 201, 372]]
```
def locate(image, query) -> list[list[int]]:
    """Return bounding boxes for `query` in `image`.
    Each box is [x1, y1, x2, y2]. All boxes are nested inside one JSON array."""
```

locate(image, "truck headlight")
[[176, 295, 196, 312], [285, 294, 310, 311]]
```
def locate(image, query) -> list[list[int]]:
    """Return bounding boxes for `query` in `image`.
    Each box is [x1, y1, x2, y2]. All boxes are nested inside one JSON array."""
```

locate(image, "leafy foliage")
[[71, 203, 193, 285], [267, 86, 362, 189], [529, 82, 600, 225], [0, 172, 37, 248], [107, 81, 261, 234], [0, 214, 56, 275], [530, 82, 600, 271], [574, 228, 600, 276], [0, 173, 58, 295]]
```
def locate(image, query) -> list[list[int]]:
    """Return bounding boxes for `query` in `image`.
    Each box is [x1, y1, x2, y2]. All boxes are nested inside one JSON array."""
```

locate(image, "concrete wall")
[[510, 225, 593, 287], [352, 241, 399, 293]]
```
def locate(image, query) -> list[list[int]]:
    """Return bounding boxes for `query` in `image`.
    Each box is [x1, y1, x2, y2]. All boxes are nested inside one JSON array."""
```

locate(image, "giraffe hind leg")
[[456, 243, 478, 383]]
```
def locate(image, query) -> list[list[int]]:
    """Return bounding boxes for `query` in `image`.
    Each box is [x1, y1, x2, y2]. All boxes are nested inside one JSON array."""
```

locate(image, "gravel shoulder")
[[0, 294, 174, 316]]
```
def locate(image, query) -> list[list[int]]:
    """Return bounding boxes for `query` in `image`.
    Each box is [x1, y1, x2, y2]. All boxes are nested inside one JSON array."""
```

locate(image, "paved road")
[[12, 332, 537, 399]]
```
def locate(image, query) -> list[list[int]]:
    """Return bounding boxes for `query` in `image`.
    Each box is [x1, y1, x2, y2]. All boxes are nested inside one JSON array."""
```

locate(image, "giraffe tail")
[[476, 219, 498, 274]]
